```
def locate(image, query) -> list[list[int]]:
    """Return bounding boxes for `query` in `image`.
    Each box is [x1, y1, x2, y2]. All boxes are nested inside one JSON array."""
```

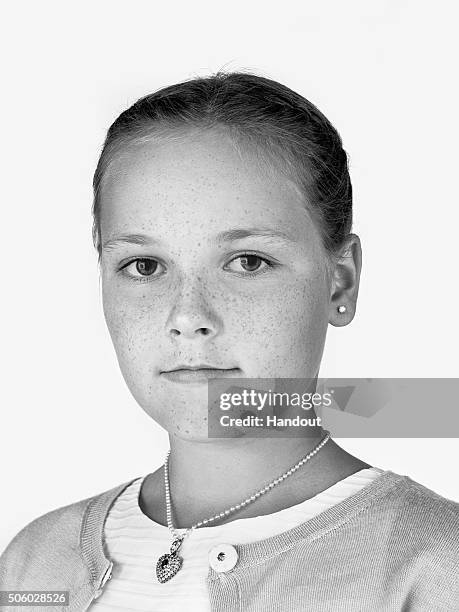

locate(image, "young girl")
[[1, 72, 458, 611]]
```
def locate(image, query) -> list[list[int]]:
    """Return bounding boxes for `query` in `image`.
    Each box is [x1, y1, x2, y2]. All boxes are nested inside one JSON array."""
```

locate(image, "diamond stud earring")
[[337, 305, 347, 313]]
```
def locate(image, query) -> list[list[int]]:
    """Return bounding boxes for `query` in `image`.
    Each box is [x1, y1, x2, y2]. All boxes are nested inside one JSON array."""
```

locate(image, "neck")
[[140, 428, 371, 529]]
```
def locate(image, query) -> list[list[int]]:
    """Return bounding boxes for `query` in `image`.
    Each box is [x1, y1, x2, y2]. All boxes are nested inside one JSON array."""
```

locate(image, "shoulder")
[[392, 474, 459, 537], [1, 495, 92, 567], [378, 472, 459, 549], [381, 473, 459, 608], [0, 478, 137, 588]]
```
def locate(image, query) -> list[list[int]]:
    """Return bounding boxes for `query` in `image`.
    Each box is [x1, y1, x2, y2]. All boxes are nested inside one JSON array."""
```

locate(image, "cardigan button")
[[209, 543, 238, 572]]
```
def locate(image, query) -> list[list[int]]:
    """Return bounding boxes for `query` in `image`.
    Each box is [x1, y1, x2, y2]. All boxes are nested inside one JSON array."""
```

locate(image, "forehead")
[[99, 130, 319, 247]]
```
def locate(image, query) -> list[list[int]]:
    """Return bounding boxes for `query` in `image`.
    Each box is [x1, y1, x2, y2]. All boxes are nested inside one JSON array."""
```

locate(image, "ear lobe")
[[328, 235, 362, 327]]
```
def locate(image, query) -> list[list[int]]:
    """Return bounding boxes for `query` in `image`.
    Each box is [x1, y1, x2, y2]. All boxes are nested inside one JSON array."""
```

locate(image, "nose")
[[166, 276, 222, 341]]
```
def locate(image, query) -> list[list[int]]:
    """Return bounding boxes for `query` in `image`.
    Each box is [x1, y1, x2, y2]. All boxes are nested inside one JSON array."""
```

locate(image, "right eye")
[[120, 258, 162, 283]]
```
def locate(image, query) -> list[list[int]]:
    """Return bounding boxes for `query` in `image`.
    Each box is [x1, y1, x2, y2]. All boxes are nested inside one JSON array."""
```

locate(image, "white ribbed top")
[[88, 467, 384, 611]]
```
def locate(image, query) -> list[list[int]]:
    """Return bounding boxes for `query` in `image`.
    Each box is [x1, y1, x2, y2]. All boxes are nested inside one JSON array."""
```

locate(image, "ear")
[[329, 234, 362, 327]]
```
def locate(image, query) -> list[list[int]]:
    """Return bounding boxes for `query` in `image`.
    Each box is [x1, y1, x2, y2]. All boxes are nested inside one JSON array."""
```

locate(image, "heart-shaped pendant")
[[156, 551, 183, 583], [156, 537, 185, 583]]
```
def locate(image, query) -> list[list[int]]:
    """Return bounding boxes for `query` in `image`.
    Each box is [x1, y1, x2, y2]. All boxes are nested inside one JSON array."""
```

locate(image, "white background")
[[1, 0, 458, 552]]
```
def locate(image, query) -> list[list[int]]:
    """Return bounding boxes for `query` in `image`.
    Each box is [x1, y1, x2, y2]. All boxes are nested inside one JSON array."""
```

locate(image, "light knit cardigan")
[[1, 470, 458, 611]]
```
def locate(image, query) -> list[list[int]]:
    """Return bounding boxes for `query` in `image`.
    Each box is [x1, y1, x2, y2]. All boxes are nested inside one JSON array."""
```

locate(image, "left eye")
[[227, 254, 272, 274]]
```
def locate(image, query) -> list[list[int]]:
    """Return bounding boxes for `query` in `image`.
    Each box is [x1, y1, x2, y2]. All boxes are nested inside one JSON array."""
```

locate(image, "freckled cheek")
[[104, 299, 162, 343], [289, 286, 329, 355], [262, 285, 327, 360], [101, 288, 162, 349]]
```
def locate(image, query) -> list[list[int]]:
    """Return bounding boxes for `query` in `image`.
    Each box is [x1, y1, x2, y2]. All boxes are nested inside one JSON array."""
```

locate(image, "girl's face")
[[100, 129, 333, 439]]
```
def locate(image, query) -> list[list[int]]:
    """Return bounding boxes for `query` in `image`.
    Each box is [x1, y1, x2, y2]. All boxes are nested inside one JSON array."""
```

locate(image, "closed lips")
[[164, 365, 238, 372]]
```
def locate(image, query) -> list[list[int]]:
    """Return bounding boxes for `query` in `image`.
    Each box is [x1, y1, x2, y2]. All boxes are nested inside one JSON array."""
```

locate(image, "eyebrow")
[[102, 228, 298, 251]]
